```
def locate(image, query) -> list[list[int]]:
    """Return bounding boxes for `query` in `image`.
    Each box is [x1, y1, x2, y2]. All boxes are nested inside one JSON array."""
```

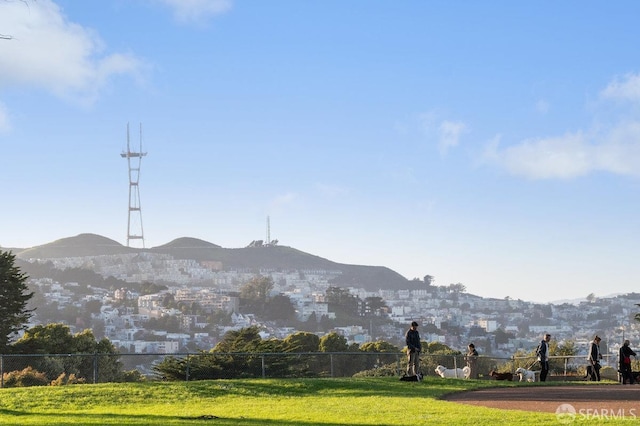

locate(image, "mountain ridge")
[[12, 233, 417, 291]]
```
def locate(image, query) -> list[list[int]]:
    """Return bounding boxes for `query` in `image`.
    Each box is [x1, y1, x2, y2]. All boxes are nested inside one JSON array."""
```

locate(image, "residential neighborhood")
[[20, 250, 640, 361]]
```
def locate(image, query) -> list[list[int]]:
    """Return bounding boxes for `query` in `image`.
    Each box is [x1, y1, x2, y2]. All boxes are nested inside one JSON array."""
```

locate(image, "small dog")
[[585, 364, 602, 381], [435, 365, 471, 379], [618, 371, 640, 384], [515, 367, 536, 382], [584, 365, 593, 380], [489, 370, 513, 381], [399, 373, 423, 382]]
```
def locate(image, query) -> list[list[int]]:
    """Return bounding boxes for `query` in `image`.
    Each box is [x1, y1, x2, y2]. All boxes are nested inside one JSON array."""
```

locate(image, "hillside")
[[15, 234, 137, 258], [14, 233, 416, 291]]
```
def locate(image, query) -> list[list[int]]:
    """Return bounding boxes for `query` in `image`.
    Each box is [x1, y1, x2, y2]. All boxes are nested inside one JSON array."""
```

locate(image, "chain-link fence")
[[0, 352, 626, 387]]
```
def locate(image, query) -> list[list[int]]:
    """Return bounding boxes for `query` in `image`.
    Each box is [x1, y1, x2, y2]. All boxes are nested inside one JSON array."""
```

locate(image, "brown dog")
[[489, 370, 513, 381]]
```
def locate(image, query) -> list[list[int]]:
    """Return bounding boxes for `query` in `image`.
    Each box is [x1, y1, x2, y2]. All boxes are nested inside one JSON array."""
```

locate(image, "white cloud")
[[494, 132, 592, 179], [0, 0, 144, 104], [483, 124, 640, 179], [153, 0, 233, 24], [600, 73, 640, 102], [482, 73, 640, 180], [417, 112, 467, 154], [438, 120, 467, 154], [594, 121, 640, 175]]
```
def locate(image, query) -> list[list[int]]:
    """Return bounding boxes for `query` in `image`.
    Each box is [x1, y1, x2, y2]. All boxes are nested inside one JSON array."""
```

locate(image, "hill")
[[15, 233, 137, 258], [14, 233, 416, 291]]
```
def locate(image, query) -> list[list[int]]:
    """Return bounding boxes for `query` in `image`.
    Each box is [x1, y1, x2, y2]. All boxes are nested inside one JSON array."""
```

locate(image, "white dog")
[[515, 367, 536, 382], [435, 365, 471, 379]]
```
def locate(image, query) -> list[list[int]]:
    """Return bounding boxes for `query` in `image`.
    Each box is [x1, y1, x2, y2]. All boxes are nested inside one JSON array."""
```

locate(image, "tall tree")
[[240, 275, 274, 315], [0, 250, 33, 349], [264, 294, 296, 322], [423, 275, 435, 288]]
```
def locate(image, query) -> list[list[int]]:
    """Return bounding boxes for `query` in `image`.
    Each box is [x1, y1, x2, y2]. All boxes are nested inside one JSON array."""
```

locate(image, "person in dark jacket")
[[465, 343, 479, 379], [405, 321, 422, 377], [587, 335, 603, 381], [538, 333, 551, 381], [619, 339, 636, 384]]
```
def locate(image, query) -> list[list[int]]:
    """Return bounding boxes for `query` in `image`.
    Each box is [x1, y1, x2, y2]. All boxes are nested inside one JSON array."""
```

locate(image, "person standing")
[[537, 333, 551, 382], [619, 339, 636, 384], [587, 335, 603, 381], [405, 321, 422, 377], [465, 343, 479, 379]]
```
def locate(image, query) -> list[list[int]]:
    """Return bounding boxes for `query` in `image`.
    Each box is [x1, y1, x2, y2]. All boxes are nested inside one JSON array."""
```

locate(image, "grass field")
[[0, 377, 622, 425]]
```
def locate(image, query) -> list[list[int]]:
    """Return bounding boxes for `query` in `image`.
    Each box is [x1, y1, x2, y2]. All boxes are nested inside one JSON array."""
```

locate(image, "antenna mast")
[[266, 215, 271, 245], [120, 123, 147, 248]]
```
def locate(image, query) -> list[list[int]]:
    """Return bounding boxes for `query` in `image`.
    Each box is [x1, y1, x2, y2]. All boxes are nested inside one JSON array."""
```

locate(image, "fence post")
[[93, 353, 98, 384], [1, 354, 3, 388], [453, 355, 458, 377], [261, 355, 266, 379], [186, 354, 190, 382], [330, 354, 334, 378]]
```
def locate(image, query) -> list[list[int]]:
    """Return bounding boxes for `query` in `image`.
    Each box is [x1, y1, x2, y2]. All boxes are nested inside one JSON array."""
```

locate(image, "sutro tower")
[[121, 123, 147, 248]]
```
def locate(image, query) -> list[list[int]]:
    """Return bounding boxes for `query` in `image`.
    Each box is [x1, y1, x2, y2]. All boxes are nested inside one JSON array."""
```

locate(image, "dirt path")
[[442, 385, 640, 414]]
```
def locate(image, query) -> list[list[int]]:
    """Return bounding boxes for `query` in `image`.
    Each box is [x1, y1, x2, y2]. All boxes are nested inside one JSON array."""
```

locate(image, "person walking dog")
[[405, 321, 422, 377]]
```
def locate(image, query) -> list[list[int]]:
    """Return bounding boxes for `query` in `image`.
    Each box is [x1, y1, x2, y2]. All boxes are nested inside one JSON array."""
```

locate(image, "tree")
[[140, 282, 168, 295], [423, 275, 434, 288], [240, 275, 274, 315], [264, 294, 296, 322], [448, 282, 466, 293], [212, 326, 263, 353], [325, 286, 360, 320], [0, 250, 34, 349], [363, 297, 387, 316], [493, 327, 514, 345], [11, 323, 124, 382], [359, 341, 399, 371], [319, 332, 348, 352], [283, 332, 320, 352]]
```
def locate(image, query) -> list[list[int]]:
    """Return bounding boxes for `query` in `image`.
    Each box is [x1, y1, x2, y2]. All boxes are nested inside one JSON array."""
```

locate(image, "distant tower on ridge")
[[266, 215, 271, 245], [265, 215, 278, 246], [121, 123, 147, 248]]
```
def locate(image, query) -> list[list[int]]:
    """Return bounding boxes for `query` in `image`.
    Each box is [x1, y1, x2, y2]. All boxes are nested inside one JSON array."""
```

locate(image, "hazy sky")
[[1, 1, 640, 303]]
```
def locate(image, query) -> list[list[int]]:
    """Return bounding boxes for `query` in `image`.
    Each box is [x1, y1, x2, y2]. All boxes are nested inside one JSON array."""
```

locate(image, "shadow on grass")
[[0, 408, 420, 426], [181, 376, 501, 402]]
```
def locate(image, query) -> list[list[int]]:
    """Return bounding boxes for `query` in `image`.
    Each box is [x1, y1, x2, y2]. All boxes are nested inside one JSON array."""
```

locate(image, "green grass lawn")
[[0, 377, 624, 425]]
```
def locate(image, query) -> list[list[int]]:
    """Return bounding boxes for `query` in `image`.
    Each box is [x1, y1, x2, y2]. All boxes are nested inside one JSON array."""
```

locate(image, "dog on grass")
[[489, 370, 513, 381], [399, 373, 423, 382], [434, 365, 471, 379], [515, 367, 536, 382]]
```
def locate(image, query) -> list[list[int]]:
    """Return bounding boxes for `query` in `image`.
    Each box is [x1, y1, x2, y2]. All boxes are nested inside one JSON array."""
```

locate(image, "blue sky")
[[2, 1, 640, 303]]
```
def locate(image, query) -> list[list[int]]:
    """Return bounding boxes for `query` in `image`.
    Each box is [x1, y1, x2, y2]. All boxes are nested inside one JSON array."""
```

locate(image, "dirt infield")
[[443, 385, 640, 413]]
